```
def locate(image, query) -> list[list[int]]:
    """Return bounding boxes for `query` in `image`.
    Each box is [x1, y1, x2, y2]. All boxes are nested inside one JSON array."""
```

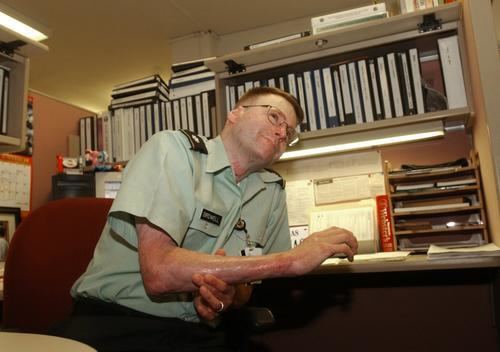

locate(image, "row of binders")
[[0, 65, 10, 135], [80, 90, 216, 162], [85, 57, 219, 163], [225, 34, 466, 133]]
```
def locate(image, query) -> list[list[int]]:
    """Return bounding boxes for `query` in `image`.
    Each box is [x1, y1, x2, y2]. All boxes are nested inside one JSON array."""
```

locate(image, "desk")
[[0, 332, 96, 351], [249, 255, 500, 352]]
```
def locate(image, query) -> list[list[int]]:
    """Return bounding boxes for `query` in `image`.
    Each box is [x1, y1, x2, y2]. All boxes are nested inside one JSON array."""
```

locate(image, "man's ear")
[[227, 106, 242, 124]]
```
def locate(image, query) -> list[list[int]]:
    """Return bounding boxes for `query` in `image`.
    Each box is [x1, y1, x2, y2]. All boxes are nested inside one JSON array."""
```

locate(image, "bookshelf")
[[384, 153, 488, 252], [0, 29, 47, 153]]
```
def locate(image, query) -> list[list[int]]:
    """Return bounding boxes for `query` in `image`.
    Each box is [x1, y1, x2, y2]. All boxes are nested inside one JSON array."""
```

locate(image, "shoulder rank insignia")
[[180, 129, 208, 154], [264, 168, 286, 189]]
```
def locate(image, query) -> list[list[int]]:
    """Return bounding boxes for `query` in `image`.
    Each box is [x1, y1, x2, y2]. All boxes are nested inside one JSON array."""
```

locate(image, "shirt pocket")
[[189, 205, 225, 237]]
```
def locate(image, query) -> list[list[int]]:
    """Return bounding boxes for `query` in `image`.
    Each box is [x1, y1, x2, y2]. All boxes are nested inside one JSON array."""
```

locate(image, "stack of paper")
[[427, 243, 500, 260]]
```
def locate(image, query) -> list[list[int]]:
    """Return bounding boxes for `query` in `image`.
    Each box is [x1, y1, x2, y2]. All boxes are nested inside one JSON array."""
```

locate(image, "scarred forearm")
[[137, 220, 357, 297], [138, 221, 295, 295]]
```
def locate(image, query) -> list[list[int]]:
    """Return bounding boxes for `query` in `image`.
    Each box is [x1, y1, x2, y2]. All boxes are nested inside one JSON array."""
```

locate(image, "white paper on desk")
[[286, 179, 315, 226], [352, 251, 411, 262], [309, 205, 375, 241], [289, 226, 309, 248], [314, 173, 385, 205]]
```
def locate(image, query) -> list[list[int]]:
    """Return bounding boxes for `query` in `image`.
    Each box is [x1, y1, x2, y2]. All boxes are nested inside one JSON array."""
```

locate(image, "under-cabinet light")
[[0, 4, 48, 42], [280, 120, 444, 161]]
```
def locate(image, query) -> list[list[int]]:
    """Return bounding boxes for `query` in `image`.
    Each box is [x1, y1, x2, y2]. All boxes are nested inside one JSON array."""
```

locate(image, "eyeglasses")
[[241, 105, 299, 146]]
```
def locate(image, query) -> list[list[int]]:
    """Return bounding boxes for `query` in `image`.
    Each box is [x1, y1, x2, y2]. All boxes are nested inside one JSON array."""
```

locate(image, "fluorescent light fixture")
[[0, 11, 47, 41], [280, 120, 444, 161]]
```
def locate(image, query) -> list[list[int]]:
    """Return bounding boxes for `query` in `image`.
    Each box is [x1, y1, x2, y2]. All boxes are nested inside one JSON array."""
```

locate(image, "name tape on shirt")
[[200, 209, 222, 226]]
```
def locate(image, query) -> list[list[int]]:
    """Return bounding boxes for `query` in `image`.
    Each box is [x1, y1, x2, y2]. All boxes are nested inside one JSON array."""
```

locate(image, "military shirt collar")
[[206, 136, 231, 173]]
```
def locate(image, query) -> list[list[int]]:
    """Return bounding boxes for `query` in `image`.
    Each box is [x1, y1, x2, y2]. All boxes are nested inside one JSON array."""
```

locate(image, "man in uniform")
[[58, 87, 358, 351]]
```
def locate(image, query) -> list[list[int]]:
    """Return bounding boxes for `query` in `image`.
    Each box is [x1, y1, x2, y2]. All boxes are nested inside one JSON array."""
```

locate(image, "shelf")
[[390, 185, 479, 199], [388, 166, 476, 181], [207, 3, 461, 74], [395, 225, 485, 236], [285, 108, 468, 157], [393, 204, 483, 217]]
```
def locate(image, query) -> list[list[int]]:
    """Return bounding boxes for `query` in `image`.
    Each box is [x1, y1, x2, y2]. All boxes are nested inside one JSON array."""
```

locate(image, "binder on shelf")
[[244, 80, 253, 93], [186, 96, 195, 131], [112, 74, 167, 91], [0, 66, 8, 134], [303, 71, 318, 131], [313, 69, 327, 130], [229, 85, 236, 111], [367, 59, 383, 120], [169, 70, 215, 88], [357, 60, 374, 123], [237, 85, 245, 100], [243, 31, 311, 51], [168, 79, 215, 99], [111, 81, 169, 99], [194, 95, 202, 135], [1, 70, 9, 135], [139, 105, 147, 147], [110, 90, 168, 106], [133, 107, 141, 154], [296, 74, 310, 132], [165, 101, 173, 131], [180, 98, 188, 130], [347, 62, 363, 125], [396, 52, 416, 115], [311, 3, 388, 34], [278, 76, 287, 91], [171, 56, 216, 73], [108, 97, 161, 110], [377, 56, 393, 118], [287, 73, 298, 98], [338, 64, 355, 125], [321, 67, 339, 128], [332, 69, 345, 125], [408, 48, 425, 114], [386, 53, 404, 117], [438, 35, 467, 109], [201, 90, 216, 137]]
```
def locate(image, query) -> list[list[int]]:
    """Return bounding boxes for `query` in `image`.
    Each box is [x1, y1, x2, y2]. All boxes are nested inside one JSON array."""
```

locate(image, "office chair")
[[2, 197, 112, 332], [2, 197, 274, 340]]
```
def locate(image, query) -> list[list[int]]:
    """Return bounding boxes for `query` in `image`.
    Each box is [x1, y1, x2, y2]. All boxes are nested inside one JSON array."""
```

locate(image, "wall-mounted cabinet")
[[206, 3, 471, 159], [0, 28, 48, 153]]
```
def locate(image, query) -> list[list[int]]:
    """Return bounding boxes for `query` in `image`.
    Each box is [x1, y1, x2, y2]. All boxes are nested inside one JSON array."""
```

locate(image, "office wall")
[[30, 91, 94, 211]]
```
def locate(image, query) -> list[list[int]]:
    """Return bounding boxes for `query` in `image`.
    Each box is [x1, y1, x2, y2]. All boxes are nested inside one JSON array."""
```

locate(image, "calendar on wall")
[[0, 154, 31, 212]]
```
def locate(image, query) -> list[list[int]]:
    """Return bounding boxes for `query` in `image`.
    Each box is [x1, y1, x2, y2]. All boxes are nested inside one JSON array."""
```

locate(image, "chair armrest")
[[225, 306, 275, 331]]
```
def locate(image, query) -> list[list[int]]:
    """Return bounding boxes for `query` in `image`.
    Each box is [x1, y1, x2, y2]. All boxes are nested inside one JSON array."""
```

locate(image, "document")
[[427, 243, 500, 260], [309, 205, 375, 242], [286, 180, 315, 226], [314, 173, 385, 204]]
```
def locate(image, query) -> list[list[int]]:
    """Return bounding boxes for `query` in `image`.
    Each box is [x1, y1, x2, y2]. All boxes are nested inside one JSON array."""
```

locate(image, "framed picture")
[[0, 207, 21, 242]]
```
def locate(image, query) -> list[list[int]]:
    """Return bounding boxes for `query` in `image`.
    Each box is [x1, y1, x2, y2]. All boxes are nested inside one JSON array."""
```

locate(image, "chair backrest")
[[2, 197, 113, 332]]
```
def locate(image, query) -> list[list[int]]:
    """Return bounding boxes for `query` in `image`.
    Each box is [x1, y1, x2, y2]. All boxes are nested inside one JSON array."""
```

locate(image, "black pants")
[[50, 297, 237, 352]]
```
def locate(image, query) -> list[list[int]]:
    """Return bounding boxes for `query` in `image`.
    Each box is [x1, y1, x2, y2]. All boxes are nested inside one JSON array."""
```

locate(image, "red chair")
[[2, 197, 112, 332]]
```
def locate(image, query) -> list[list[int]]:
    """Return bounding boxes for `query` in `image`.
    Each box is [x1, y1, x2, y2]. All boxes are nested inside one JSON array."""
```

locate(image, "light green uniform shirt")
[[71, 130, 291, 323]]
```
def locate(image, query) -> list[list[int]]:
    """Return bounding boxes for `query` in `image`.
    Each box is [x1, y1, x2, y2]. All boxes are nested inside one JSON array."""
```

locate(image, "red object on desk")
[[376, 195, 395, 252]]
